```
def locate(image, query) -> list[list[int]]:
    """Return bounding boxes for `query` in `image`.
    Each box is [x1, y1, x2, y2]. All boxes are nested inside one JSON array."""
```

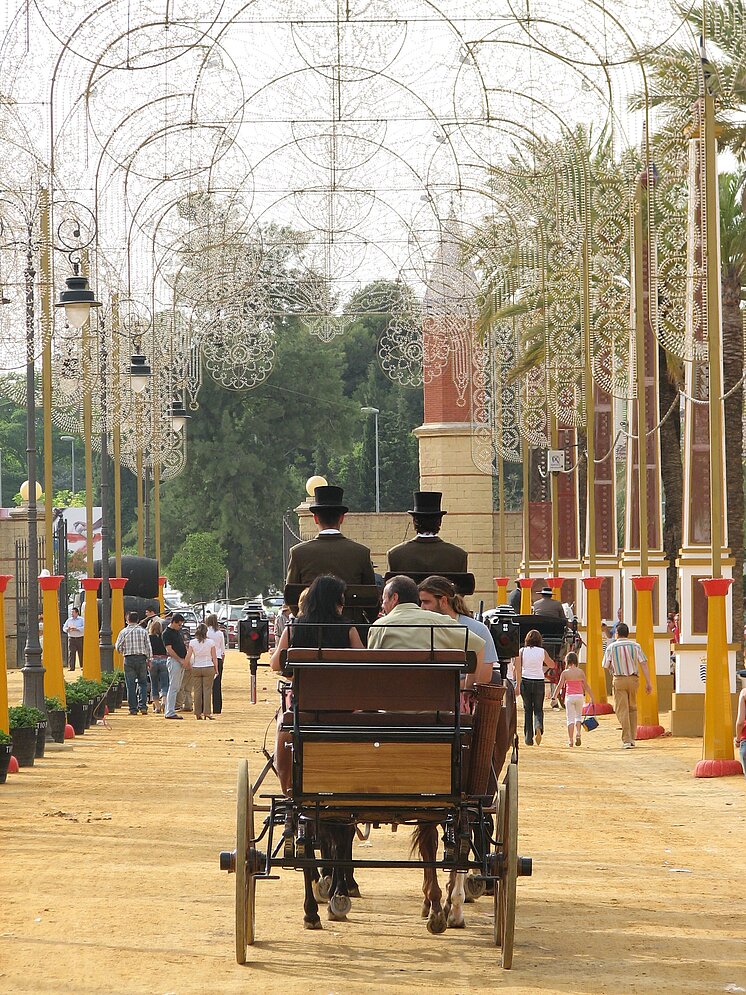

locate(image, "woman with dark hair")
[[270, 574, 364, 671], [515, 629, 554, 746]]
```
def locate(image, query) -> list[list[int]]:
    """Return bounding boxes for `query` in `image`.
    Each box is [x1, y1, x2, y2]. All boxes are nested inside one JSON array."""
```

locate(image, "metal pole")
[[633, 179, 650, 577], [582, 232, 597, 575], [98, 354, 113, 672], [71, 440, 75, 493], [143, 463, 150, 557], [21, 224, 44, 712], [0, 447, 3, 508], [374, 410, 380, 513], [550, 412, 560, 578], [703, 77, 725, 578], [40, 188, 54, 572], [111, 293, 122, 576]]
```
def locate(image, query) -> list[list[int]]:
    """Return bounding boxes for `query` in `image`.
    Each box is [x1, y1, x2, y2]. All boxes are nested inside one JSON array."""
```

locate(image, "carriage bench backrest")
[[285, 649, 468, 801], [286, 648, 468, 712]]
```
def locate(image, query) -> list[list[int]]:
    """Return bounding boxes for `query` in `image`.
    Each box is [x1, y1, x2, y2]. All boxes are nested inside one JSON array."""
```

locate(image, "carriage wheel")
[[235, 759, 257, 964], [493, 783, 506, 946], [495, 762, 518, 968]]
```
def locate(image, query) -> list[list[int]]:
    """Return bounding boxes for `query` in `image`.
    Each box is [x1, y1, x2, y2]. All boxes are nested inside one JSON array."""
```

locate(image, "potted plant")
[[0, 730, 12, 783], [9, 706, 43, 767], [63, 686, 87, 736], [33, 707, 48, 758], [100, 671, 122, 711], [45, 696, 67, 743]]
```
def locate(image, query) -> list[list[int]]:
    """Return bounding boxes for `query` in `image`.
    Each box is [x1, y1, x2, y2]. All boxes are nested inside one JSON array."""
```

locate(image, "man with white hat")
[[532, 585, 566, 622]]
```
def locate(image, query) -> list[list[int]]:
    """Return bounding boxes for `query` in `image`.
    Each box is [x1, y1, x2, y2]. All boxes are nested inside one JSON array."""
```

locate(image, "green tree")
[[159, 315, 357, 594], [166, 531, 227, 603]]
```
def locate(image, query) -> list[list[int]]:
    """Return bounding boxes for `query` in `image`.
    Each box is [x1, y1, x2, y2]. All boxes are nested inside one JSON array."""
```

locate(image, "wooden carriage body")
[[222, 644, 531, 970]]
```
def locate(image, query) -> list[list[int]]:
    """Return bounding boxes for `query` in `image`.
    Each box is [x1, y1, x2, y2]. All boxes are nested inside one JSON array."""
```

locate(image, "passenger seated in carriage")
[[270, 574, 364, 673], [367, 575, 486, 686], [270, 574, 363, 792]]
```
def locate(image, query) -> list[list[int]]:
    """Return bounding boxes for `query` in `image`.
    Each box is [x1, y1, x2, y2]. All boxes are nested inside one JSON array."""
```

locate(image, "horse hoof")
[[427, 910, 448, 935], [303, 919, 323, 930], [347, 885, 361, 899], [312, 880, 329, 904], [447, 916, 466, 929], [329, 894, 352, 919], [313, 875, 332, 903], [464, 875, 486, 902]]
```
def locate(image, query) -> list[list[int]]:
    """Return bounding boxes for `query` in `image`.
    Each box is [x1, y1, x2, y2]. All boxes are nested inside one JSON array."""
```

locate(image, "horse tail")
[[410, 821, 437, 857]]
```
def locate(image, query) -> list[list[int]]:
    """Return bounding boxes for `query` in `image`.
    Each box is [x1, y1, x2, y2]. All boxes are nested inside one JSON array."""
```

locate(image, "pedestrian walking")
[[185, 623, 218, 720], [63, 606, 85, 670], [601, 622, 652, 748], [162, 613, 188, 720], [147, 618, 169, 713], [206, 614, 226, 714], [515, 629, 554, 746], [551, 651, 594, 747], [115, 611, 153, 715]]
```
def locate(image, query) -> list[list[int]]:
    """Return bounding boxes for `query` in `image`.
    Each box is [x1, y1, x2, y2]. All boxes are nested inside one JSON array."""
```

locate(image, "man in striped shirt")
[[602, 622, 652, 748], [115, 611, 153, 715]]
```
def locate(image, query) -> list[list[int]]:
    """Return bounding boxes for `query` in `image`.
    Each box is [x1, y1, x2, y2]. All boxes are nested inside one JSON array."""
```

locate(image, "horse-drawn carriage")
[[219, 630, 533, 969]]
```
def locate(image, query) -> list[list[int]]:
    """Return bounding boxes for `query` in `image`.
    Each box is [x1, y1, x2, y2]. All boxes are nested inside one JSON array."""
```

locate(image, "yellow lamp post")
[[0, 575, 12, 735], [632, 576, 664, 739], [80, 577, 101, 681], [109, 578, 127, 671], [582, 576, 613, 713], [546, 577, 565, 602], [518, 578, 533, 615], [39, 575, 66, 706], [695, 579, 742, 777], [494, 577, 509, 606], [158, 575, 167, 617]]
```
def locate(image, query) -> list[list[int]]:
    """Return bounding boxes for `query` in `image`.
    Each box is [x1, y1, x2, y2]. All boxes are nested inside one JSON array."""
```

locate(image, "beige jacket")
[[367, 603, 485, 654]]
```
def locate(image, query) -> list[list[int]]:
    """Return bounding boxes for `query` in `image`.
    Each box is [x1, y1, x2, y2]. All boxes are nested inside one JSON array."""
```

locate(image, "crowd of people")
[[112, 610, 225, 721]]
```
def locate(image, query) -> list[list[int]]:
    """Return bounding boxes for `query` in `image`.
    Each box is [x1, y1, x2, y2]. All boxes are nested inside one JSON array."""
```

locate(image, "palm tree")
[[639, 8, 746, 654]]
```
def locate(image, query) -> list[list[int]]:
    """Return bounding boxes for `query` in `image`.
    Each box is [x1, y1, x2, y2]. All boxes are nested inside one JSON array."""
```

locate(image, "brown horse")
[[414, 679, 518, 932]]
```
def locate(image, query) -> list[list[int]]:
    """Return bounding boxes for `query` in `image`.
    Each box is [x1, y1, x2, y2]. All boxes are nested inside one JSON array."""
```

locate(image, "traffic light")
[[239, 616, 269, 657]]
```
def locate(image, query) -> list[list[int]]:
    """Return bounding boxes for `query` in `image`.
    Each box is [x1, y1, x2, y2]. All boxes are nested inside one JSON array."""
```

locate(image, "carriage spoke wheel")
[[235, 759, 257, 964], [493, 763, 517, 968]]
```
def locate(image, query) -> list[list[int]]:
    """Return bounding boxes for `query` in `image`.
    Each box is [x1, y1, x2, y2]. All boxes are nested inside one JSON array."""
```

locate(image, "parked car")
[[218, 604, 249, 649]]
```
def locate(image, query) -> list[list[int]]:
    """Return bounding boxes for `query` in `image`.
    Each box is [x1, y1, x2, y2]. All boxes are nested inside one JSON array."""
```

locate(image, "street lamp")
[[129, 352, 152, 393], [60, 435, 75, 492], [360, 406, 380, 513], [167, 398, 190, 432]]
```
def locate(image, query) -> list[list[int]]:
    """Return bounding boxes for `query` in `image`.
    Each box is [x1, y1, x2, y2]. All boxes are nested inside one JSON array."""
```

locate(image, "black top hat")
[[408, 491, 447, 516], [309, 485, 349, 514]]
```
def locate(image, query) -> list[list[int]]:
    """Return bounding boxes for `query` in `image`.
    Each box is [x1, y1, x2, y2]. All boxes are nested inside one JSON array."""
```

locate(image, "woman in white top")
[[205, 614, 227, 715], [185, 623, 218, 720], [515, 629, 554, 746]]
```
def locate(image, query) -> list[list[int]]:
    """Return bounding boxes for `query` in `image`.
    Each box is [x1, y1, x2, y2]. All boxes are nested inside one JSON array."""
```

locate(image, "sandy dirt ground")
[[1, 652, 745, 995]]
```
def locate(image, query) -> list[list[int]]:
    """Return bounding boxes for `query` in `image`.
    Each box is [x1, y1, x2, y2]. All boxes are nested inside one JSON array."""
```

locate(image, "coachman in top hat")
[[387, 491, 468, 574], [285, 485, 375, 587]]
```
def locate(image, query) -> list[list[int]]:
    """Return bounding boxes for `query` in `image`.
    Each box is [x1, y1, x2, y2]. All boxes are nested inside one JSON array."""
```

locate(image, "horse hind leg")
[[415, 824, 446, 935], [327, 825, 352, 922], [302, 835, 322, 930], [447, 872, 466, 929]]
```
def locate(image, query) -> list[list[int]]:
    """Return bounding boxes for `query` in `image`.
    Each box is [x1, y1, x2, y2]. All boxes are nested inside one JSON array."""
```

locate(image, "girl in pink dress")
[[551, 651, 594, 747]]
